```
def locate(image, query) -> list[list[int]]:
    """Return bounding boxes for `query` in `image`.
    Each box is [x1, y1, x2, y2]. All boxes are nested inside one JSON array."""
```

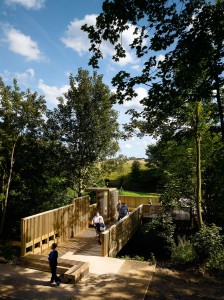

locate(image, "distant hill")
[[107, 159, 147, 181]]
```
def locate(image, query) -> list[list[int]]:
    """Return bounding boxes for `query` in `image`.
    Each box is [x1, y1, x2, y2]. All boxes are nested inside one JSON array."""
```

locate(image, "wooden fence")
[[101, 204, 164, 257], [21, 196, 90, 256], [101, 205, 143, 257], [118, 195, 160, 209]]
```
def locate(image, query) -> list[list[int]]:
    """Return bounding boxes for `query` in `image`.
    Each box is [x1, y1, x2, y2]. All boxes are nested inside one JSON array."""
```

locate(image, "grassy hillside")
[[105, 159, 161, 194], [108, 159, 147, 180]]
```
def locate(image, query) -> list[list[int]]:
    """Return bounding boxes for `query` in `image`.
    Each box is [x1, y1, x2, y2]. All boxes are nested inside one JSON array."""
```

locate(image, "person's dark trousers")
[[50, 264, 58, 283]]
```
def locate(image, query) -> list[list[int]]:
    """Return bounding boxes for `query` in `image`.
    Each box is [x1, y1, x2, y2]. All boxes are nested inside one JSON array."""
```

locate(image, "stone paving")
[[0, 227, 155, 299]]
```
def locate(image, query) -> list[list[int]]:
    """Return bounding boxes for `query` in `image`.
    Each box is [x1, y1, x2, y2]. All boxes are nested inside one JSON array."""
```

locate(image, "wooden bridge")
[[21, 208, 161, 287], [20, 192, 190, 285], [20, 193, 164, 285]]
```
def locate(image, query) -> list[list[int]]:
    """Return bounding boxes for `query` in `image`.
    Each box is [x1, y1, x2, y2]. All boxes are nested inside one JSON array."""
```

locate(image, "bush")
[[140, 214, 175, 258], [207, 250, 224, 276], [120, 255, 145, 261], [192, 224, 224, 262], [0, 241, 20, 261], [171, 237, 196, 265]]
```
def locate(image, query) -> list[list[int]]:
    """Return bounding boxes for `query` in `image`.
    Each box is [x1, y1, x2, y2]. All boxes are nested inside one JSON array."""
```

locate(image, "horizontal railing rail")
[[118, 195, 160, 209], [101, 205, 143, 257], [21, 196, 90, 256]]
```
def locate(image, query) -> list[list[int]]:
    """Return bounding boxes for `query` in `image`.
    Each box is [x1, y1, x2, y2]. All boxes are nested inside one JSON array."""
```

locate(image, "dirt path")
[[1, 262, 224, 299], [145, 266, 224, 300]]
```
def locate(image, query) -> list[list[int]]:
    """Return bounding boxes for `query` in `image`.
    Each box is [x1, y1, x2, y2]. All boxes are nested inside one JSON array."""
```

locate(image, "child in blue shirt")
[[48, 243, 60, 286]]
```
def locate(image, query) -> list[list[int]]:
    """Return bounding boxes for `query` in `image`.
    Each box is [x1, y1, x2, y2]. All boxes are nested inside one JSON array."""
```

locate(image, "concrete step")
[[64, 261, 89, 284], [21, 254, 89, 284]]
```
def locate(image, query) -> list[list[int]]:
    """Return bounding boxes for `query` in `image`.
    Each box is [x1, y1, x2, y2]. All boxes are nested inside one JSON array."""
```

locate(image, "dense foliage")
[[83, 0, 224, 229], [117, 214, 175, 260], [84, 1, 224, 271], [0, 70, 121, 238], [46, 68, 121, 196]]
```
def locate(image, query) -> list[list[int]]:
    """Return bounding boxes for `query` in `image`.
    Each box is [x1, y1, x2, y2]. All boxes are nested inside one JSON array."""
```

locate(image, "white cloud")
[[117, 50, 136, 66], [3, 25, 45, 61], [4, 0, 45, 10], [156, 54, 165, 62], [119, 135, 155, 158], [61, 14, 139, 66], [122, 87, 148, 109], [0, 68, 35, 84], [0, 69, 12, 81], [131, 65, 141, 71], [15, 68, 35, 81], [38, 79, 69, 106], [124, 143, 133, 149], [61, 14, 97, 56]]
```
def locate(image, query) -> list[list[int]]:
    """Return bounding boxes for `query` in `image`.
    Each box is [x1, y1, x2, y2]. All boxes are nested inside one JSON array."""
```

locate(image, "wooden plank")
[[21, 196, 90, 256]]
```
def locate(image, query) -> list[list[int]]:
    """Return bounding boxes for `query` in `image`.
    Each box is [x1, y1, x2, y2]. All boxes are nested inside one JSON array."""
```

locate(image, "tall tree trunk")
[[214, 74, 224, 142], [0, 141, 16, 236], [195, 101, 203, 229]]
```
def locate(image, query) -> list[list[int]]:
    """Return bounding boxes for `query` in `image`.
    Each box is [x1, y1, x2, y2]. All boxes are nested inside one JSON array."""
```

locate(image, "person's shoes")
[[98, 241, 102, 245]]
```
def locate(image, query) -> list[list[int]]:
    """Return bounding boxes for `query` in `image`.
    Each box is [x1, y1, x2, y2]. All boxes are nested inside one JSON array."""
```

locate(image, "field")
[[107, 159, 147, 180], [119, 189, 160, 198]]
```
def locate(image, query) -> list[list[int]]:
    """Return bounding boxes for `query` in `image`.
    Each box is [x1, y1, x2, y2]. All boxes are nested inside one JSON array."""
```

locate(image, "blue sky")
[[0, 0, 158, 158]]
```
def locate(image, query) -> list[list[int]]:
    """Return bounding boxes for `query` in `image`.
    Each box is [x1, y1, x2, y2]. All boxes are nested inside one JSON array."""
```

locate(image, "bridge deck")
[[56, 227, 102, 258], [14, 219, 155, 300]]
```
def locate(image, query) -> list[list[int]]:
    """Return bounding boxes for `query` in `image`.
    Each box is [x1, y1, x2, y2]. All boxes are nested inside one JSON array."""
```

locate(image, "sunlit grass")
[[119, 190, 160, 197], [108, 159, 147, 180]]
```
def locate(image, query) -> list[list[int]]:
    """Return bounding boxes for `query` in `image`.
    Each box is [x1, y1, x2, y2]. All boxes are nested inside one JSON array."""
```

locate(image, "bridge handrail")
[[101, 205, 143, 257], [21, 196, 90, 256], [118, 195, 160, 208], [101, 204, 165, 257]]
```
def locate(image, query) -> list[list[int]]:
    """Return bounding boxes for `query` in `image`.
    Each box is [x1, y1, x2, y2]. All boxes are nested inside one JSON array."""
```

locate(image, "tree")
[[146, 136, 196, 204], [130, 159, 140, 180], [82, 0, 224, 228], [0, 79, 46, 236], [46, 68, 121, 196]]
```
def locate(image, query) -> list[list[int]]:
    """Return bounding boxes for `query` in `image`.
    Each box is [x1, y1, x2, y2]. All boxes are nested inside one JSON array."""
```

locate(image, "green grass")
[[108, 159, 147, 180], [119, 189, 160, 198]]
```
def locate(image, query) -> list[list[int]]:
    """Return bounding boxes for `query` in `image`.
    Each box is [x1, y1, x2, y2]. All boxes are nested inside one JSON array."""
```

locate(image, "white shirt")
[[92, 215, 104, 224]]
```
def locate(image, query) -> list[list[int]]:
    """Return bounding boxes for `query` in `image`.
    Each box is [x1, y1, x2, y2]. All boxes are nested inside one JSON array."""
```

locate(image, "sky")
[[0, 0, 158, 158]]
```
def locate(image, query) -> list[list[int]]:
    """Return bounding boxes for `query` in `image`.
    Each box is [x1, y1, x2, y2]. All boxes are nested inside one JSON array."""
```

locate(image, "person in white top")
[[92, 212, 104, 236]]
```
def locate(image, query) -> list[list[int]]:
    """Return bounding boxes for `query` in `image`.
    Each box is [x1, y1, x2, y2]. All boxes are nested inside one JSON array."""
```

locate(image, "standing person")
[[118, 202, 129, 221], [95, 216, 105, 245], [92, 212, 104, 236], [48, 243, 60, 286], [117, 200, 121, 212]]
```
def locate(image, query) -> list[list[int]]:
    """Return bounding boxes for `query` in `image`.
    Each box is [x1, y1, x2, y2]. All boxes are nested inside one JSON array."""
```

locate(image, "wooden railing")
[[21, 194, 164, 258], [101, 206, 143, 257], [118, 195, 160, 209], [142, 204, 164, 215], [101, 204, 164, 257], [21, 196, 90, 256], [89, 203, 97, 224]]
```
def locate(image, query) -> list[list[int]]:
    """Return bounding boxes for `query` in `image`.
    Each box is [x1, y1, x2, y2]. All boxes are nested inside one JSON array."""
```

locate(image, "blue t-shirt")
[[48, 249, 58, 266]]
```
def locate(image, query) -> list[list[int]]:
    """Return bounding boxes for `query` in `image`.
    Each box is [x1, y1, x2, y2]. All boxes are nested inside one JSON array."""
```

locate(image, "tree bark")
[[214, 74, 224, 142], [0, 141, 16, 236], [195, 102, 203, 229]]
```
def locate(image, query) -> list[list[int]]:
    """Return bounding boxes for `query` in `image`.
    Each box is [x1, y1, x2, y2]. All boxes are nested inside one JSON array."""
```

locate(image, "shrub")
[[171, 237, 196, 265], [149, 252, 157, 265], [192, 224, 224, 262], [207, 250, 224, 276], [120, 255, 145, 261], [0, 241, 20, 261], [140, 214, 175, 258]]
